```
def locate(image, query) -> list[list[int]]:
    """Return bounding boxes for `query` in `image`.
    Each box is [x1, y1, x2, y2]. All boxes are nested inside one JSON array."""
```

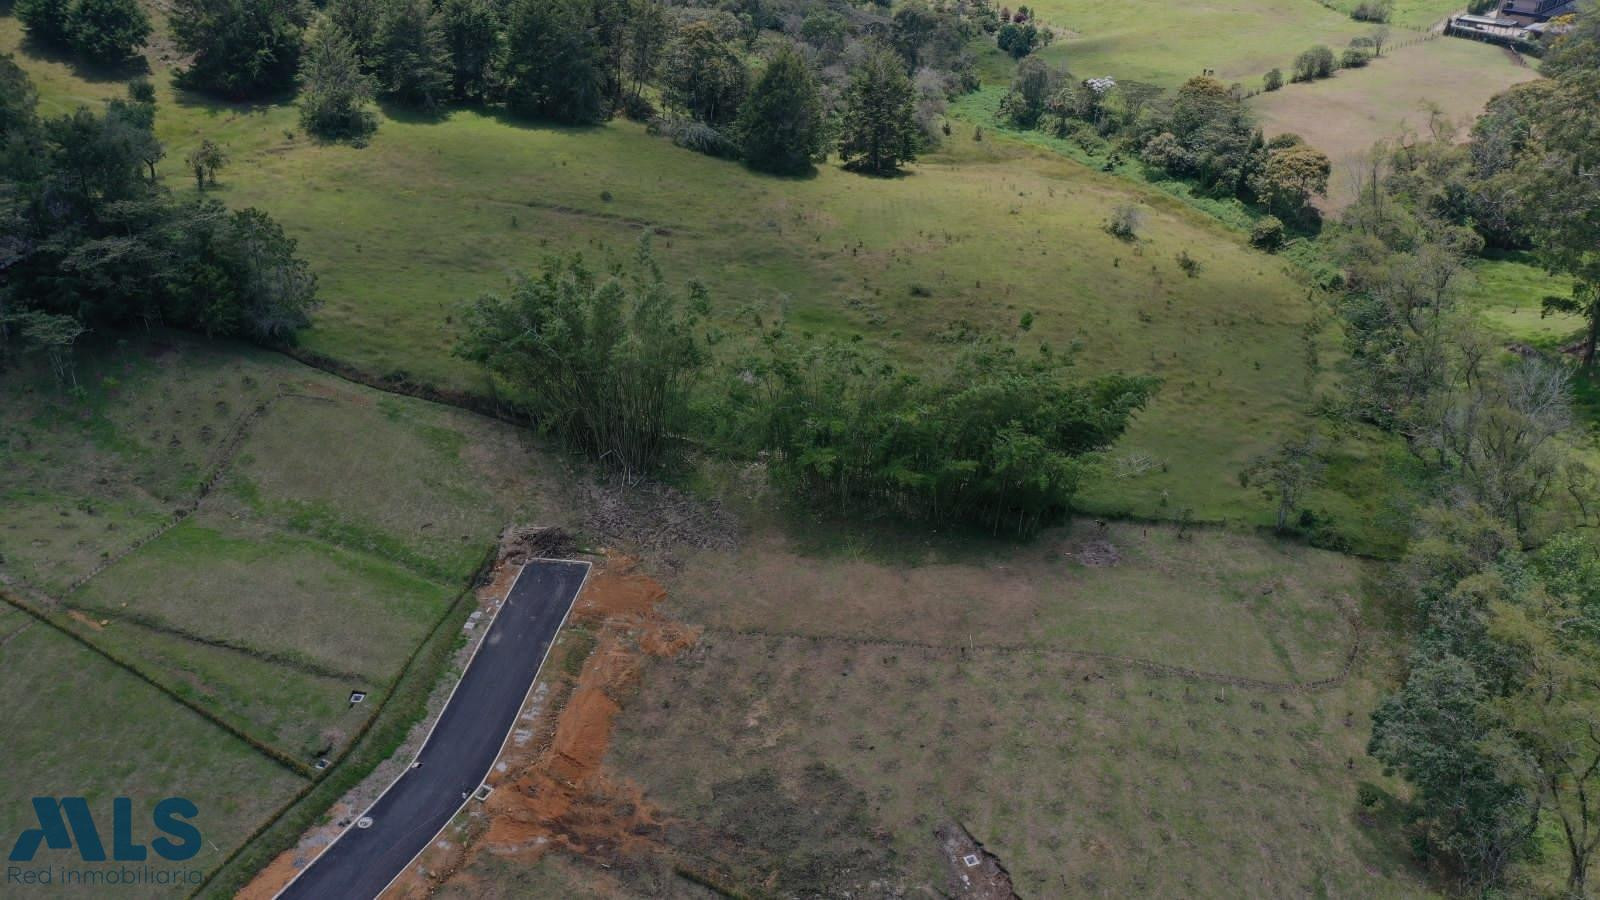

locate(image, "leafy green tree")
[[17, 0, 149, 62], [1369, 653, 1538, 888], [437, 0, 503, 102], [1263, 67, 1283, 92], [998, 56, 1059, 128], [996, 21, 1044, 59], [375, 0, 452, 111], [1492, 587, 1600, 897], [800, 9, 847, 58], [15, 0, 73, 48], [1239, 431, 1324, 531], [837, 47, 920, 175], [328, 0, 384, 66], [165, 201, 320, 340], [171, 0, 307, 98], [186, 138, 227, 190], [1, 64, 318, 347], [621, 0, 669, 106], [661, 19, 747, 126], [736, 45, 824, 175], [0, 53, 39, 139], [299, 23, 377, 140], [504, 0, 608, 124], [66, 0, 151, 62], [456, 239, 708, 475], [1251, 141, 1331, 218], [891, 0, 939, 69]]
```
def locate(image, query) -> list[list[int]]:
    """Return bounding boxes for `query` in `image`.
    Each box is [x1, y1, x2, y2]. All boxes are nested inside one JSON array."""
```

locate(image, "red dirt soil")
[[384, 557, 697, 897]]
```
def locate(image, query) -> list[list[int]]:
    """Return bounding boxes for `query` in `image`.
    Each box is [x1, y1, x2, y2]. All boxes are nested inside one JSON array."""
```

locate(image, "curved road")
[[275, 559, 591, 900]]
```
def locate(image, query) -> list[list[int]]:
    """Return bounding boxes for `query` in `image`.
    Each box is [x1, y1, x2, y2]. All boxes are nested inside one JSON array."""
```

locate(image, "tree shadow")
[[744, 162, 822, 182], [482, 104, 607, 135], [13, 34, 150, 85], [168, 81, 295, 121], [375, 96, 452, 126], [840, 163, 915, 180]]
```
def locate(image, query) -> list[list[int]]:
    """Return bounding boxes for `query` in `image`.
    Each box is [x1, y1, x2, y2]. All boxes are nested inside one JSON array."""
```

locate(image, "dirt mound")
[[1074, 540, 1120, 568], [499, 524, 578, 564], [578, 478, 737, 559]]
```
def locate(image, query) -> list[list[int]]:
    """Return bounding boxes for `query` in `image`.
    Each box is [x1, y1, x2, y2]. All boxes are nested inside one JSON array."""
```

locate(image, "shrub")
[[1250, 215, 1286, 251], [1292, 45, 1336, 82], [1351, 0, 1392, 21], [1341, 48, 1369, 68], [1177, 249, 1202, 277], [1263, 68, 1283, 92], [1106, 203, 1143, 240], [739, 336, 1159, 535], [1356, 783, 1383, 809], [666, 119, 741, 158]]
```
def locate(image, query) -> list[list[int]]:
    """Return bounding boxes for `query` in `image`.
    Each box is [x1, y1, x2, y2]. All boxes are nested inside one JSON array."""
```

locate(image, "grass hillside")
[[0, 10, 1381, 538]]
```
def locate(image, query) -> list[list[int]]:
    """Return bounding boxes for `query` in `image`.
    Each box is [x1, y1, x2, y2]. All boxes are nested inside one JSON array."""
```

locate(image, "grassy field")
[[1015, 0, 1443, 89], [604, 522, 1429, 898], [1461, 251, 1581, 349], [1252, 37, 1539, 206], [0, 623, 307, 897], [0, 336, 572, 889]]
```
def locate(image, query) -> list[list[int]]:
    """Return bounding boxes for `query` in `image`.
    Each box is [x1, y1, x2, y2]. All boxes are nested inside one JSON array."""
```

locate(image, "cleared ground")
[[601, 523, 1428, 898], [1252, 37, 1539, 206]]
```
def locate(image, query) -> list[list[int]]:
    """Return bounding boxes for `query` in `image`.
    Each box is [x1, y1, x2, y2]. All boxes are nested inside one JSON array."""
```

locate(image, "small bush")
[[666, 119, 741, 159], [1357, 783, 1383, 809], [1292, 45, 1336, 82], [621, 92, 656, 122], [1177, 249, 1202, 277], [1250, 215, 1286, 251], [1351, 0, 1392, 21], [1341, 48, 1370, 68], [1106, 203, 1143, 240], [1263, 68, 1283, 92]]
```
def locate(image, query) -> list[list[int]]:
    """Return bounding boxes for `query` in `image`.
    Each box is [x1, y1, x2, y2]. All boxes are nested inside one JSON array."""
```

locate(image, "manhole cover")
[[962, 854, 981, 868]]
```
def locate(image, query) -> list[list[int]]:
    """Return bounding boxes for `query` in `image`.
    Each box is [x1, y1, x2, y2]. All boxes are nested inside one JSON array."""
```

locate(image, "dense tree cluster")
[[16, 0, 151, 64], [1325, 19, 1600, 894], [0, 57, 317, 374], [1370, 505, 1600, 895], [1001, 69, 1330, 221], [155, 0, 1005, 169], [171, 0, 308, 99]]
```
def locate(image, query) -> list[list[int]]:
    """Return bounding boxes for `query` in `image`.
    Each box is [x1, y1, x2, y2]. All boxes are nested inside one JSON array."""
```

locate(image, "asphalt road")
[[275, 559, 590, 900]]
